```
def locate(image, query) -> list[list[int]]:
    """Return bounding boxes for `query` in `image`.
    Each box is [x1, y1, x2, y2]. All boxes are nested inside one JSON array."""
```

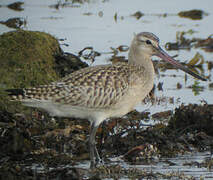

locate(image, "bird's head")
[[130, 32, 206, 81]]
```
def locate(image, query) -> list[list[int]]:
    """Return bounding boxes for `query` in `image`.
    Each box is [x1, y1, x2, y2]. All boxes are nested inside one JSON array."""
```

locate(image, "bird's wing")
[[52, 63, 132, 108], [52, 83, 128, 108], [10, 63, 145, 109]]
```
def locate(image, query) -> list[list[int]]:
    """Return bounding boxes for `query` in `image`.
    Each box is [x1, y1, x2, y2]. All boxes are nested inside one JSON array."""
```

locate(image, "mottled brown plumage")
[[11, 63, 146, 109]]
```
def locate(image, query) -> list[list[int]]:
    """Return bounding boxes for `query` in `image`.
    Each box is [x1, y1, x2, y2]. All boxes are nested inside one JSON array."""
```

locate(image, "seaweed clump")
[[178, 9, 207, 20], [167, 104, 213, 136], [7, 2, 24, 11], [0, 18, 26, 29]]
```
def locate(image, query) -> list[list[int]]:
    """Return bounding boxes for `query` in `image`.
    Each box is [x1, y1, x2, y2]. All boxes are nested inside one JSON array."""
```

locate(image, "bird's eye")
[[146, 40, 152, 45]]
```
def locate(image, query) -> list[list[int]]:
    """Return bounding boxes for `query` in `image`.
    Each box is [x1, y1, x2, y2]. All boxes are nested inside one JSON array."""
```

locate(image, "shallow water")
[[131, 152, 213, 179], [65, 151, 213, 179], [0, 0, 213, 178]]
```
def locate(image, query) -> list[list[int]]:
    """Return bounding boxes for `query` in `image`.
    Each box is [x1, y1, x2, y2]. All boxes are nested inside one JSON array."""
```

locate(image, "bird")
[[6, 32, 206, 168]]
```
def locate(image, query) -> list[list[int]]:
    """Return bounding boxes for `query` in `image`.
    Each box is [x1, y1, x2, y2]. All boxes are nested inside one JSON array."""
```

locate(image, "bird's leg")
[[89, 121, 101, 168], [94, 144, 101, 163]]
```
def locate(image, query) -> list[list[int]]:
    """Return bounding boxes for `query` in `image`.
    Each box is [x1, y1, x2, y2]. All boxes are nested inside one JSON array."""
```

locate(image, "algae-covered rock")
[[0, 30, 61, 88]]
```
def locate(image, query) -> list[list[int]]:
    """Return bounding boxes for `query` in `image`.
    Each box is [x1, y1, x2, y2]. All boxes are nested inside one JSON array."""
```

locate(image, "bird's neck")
[[128, 47, 155, 79]]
